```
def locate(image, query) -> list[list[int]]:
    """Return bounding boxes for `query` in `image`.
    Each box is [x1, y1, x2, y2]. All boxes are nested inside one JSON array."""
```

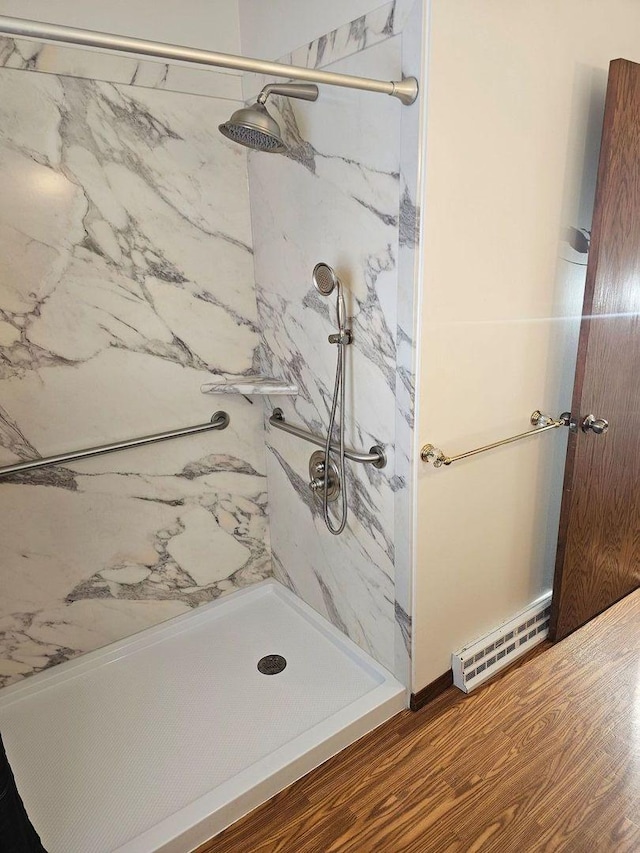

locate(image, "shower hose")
[[323, 314, 349, 536]]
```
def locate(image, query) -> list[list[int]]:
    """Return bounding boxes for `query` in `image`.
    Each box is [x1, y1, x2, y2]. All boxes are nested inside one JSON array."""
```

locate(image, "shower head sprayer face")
[[312, 262, 339, 296], [218, 102, 285, 152], [218, 83, 319, 153]]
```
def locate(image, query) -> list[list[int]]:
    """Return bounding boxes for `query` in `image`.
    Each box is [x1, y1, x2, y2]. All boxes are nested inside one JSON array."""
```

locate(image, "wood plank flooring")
[[198, 591, 640, 852]]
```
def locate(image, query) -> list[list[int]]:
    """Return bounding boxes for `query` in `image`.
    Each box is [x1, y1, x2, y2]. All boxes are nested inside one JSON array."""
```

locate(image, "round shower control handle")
[[309, 458, 326, 492], [308, 451, 341, 503], [581, 414, 609, 435]]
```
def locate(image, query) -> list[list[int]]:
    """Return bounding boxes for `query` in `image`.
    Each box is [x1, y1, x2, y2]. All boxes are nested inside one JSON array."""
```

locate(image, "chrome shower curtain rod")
[[0, 15, 419, 105]]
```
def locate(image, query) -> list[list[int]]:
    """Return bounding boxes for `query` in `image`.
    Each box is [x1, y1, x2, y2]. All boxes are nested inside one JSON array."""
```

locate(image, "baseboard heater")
[[452, 592, 552, 693]]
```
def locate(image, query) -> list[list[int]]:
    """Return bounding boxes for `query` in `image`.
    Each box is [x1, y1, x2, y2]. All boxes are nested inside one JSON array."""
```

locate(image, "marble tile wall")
[[0, 1, 424, 690], [0, 35, 243, 100], [393, 0, 423, 690], [249, 0, 422, 680], [0, 64, 271, 687], [243, 0, 416, 100]]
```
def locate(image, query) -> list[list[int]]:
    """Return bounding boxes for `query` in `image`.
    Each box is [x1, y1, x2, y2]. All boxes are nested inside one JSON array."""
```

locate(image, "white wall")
[[413, 0, 640, 689], [0, 1, 241, 54]]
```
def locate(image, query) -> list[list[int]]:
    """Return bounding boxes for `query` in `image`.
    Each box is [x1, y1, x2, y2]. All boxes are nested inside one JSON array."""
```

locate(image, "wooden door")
[[550, 58, 640, 641]]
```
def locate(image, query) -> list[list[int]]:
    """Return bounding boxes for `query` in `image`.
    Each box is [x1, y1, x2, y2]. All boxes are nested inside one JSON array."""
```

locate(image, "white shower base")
[[0, 580, 404, 853]]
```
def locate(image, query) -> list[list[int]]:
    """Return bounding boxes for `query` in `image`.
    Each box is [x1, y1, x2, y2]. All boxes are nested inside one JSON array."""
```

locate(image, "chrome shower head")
[[219, 101, 285, 152], [312, 262, 339, 296], [219, 83, 318, 153]]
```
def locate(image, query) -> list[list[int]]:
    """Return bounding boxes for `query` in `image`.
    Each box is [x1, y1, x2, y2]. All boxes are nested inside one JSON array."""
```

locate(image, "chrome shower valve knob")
[[328, 330, 352, 345], [311, 459, 325, 477], [308, 451, 341, 503]]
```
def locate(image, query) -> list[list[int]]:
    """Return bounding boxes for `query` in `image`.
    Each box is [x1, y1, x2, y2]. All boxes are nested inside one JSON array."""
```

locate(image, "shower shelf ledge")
[[201, 375, 298, 396]]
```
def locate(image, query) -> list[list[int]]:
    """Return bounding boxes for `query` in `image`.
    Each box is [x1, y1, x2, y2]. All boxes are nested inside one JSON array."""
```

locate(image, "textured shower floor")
[[0, 580, 404, 853]]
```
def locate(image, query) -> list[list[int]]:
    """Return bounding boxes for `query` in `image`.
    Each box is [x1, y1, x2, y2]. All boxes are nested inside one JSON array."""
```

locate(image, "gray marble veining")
[[245, 1, 405, 100], [250, 29, 409, 676], [0, 64, 269, 688], [392, 0, 423, 685], [201, 375, 299, 395], [0, 35, 243, 100], [0, 0, 424, 690], [245, 1, 423, 683]]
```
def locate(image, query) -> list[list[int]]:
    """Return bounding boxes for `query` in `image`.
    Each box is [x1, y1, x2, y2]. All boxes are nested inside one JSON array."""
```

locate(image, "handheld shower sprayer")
[[311, 263, 352, 535], [312, 263, 350, 339], [219, 82, 319, 153]]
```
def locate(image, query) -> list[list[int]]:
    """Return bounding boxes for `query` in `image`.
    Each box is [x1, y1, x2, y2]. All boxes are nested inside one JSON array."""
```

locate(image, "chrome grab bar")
[[0, 411, 230, 478], [421, 410, 570, 468], [269, 408, 386, 468]]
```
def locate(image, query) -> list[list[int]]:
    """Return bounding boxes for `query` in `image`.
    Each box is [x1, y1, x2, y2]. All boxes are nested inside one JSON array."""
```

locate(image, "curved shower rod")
[[0, 16, 419, 105]]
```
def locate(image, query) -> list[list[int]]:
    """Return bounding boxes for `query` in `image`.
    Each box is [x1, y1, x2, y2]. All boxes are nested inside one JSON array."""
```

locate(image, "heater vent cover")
[[452, 593, 552, 693]]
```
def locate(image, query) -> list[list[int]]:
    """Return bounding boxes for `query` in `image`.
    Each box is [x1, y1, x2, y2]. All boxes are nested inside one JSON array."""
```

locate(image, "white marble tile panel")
[[0, 484, 175, 615], [0, 436, 272, 688], [0, 36, 243, 100], [166, 506, 252, 586], [0, 3, 424, 690], [244, 1, 403, 101], [392, 0, 424, 684], [394, 0, 418, 33], [266, 424, 395, 669], [201, 375, 299, 395], [0, 65, 271, 687], [249, 36, 403, 675]]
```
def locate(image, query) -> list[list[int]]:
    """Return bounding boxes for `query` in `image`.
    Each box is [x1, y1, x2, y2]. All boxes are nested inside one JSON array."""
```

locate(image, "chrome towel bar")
[[421, 410, 570, 468], [0, 411, 230, 478], [269, 408, 386, 468]]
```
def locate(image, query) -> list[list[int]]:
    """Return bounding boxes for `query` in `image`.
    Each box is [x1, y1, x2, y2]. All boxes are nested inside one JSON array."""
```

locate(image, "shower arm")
[[0, 15, 419, 105], [257, 83, 319, 105]]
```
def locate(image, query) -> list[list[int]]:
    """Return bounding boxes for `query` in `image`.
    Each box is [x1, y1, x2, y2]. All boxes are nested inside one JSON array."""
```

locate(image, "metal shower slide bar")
[[269, 408, 386, 468], [421, 410, 570, 468], [0, 16, 419, 105], [0, 411, 230, 478]]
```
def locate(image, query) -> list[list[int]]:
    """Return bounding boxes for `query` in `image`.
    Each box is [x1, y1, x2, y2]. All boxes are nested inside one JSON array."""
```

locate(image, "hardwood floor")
[[198, 591, 640, 852]]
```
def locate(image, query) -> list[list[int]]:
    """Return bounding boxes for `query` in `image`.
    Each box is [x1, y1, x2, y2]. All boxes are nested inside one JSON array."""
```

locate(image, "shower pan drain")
[[257, 654, 287, 675]]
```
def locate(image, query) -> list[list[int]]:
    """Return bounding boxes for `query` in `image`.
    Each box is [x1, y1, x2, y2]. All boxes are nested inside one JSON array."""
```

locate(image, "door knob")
[[581, 414, 609, 435]]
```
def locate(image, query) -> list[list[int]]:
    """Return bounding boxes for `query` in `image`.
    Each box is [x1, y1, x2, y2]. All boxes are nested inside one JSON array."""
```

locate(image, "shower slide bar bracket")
[[0, 411, 230, 478], [269, 408, 386, 469], [421, 410, 571, 468], [0, 16, 419, 105]]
